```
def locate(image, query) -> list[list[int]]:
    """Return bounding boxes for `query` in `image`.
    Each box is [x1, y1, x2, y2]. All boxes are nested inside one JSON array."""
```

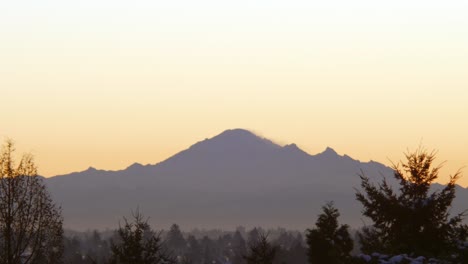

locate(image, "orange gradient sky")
[[1, 1, 467, 186]]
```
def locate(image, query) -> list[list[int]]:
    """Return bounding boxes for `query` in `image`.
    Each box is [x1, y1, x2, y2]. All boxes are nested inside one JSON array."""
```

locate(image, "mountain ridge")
[[44, 129, 468, 230], [48, 129, 366, 179]]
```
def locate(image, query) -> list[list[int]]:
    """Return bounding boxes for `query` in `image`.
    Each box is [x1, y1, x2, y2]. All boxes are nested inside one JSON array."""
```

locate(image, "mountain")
[[45, 129, 468, 231]]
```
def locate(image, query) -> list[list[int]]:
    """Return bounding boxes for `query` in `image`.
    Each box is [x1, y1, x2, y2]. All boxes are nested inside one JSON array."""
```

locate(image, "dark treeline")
[[63, 226, 308, 264]]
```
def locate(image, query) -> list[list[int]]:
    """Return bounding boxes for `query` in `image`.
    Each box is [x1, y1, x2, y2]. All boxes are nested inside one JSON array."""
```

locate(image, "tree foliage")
[[182, 235, 202, 264], [0, 140, 63, 264], [110, 210, 175, 264], [306, 202, 353, 264], [355, 147, 468, 258], [232, 230, 247, 264], [165, 224, 186, 258], [244, 233, 277, 264]]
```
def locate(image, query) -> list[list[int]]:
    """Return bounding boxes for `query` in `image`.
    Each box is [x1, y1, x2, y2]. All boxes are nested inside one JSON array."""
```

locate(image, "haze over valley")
[[2, 1, 468, 263]]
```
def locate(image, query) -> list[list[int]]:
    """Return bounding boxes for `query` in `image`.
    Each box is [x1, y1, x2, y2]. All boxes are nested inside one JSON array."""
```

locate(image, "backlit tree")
[[0, 140, 63, 264], [356, 147, 468, 259]]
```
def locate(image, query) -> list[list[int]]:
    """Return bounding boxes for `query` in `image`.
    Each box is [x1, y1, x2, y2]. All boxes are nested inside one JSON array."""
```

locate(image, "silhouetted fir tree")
[[183, 235, 203, 264], [200, 236, 217, 264], [354, 226, 384, 255], [85, 230, 110, 263], [247, 228, 261, 247], [244, 234, 277, 264], [275, 231, 295, 250], [355, 148, 468, 259], [64, 236, 84, 263], [109, 210, 175, 264], [166, 224, 187, 257], [218, 233, 234, 263], [306, 202, 353, 264], [286, 234, 307, 264], [457, 245, 468, 264], [274, 232, 297, 264], [232, 230, 247, 264]]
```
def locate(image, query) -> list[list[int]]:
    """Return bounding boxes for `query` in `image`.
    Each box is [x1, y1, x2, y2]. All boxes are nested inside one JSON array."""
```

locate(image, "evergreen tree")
[[86, 230, 110, 263], [247, 228, 261, 247], [64, 235, 83, 264], [109, 210, 175, 264], [166, 224, 187, 258], [244, 234, 277, 264], [200, 236, 216, 264], [355, 148, 468, 258], [184, 235, 202, 264], [232, 230, 247, 264], [306, 202, 353, 264], [286, 234, 307, 264], [275, 231, 295, 250], [216, 234, 233, 264]]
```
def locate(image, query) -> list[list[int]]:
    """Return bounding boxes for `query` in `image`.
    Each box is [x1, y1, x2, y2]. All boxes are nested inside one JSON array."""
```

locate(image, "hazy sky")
[[1, 1, 467, 186]]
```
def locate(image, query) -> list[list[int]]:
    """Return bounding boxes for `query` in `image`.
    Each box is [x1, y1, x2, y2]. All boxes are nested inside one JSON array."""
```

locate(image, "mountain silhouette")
[[45, 129, 468, 230]]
